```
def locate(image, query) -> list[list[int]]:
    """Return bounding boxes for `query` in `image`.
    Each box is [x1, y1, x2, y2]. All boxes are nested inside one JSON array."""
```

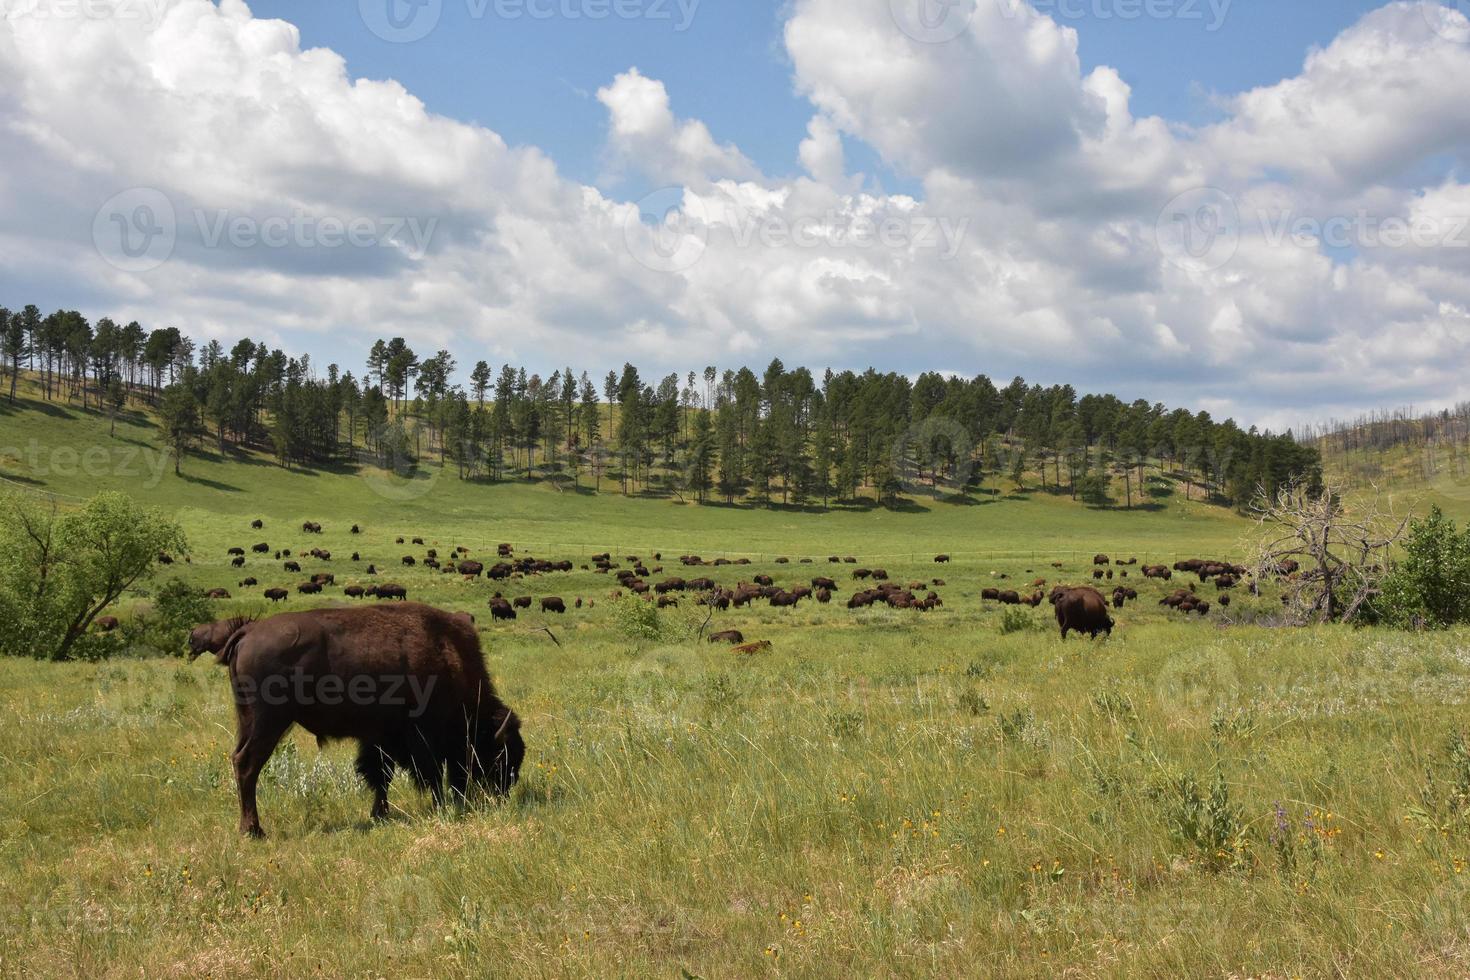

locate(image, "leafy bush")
[[1000, 607, 1037, 635], [1376, 506, 1470, 628], [1149, 769, 1243, 871], [0, 491, 186, 660], [612, 594, 663, 644], [124, 577, 213, 657]]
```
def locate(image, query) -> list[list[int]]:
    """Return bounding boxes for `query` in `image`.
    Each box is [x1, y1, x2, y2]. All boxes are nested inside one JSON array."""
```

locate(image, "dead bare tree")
[[1246, 479, 1414, 624]]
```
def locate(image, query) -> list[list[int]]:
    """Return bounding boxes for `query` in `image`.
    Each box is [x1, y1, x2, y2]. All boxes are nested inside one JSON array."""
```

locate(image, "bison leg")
[[232, 711, 291, 838], [355, 741, 395, 822]]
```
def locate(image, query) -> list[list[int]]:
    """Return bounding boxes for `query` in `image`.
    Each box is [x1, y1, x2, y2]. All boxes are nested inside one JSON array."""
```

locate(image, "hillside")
[[0, 377, 1257, 560], [1310, 405, 1470, 522]]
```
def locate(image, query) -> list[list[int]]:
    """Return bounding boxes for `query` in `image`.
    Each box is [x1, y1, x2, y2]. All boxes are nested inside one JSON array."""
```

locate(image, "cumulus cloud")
[[597, 68, 758, 187], [0, 0, 1467, 425]]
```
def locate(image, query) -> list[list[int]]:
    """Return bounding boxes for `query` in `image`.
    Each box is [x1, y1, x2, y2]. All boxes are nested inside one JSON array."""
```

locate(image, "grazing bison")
[[540, 597, 566, 614], [402, 556, 416, 567], [488, 598, 516, 621], [252, 543, 270, 554], [228, 547, 246, 556], [208, 589, 232, 600], [302, 521, 323, 534], [264, 589, 288, 603], [251, 519, 264, 529], [376, 584, 408, 601], [512, 596, 531, 609], [239, 577, 258, 587], [96, 615, 120, 632], [812, 576, 838, 591], [232, 556, 246, 568], [297, 582, 322, 595], [458, 561, 484, 578], [350, 524, 361, 535], [284, 561, 301, 573], [1093, 555, 1110, 566], [934, 555, 951, 564], [1054, 587, 1114, 639], [981, 588, 1001, 601], [709, 630, 745, 645], [206, 604, 523, 836], [815, 588, 833, 604], [344, 586, 366, 599]]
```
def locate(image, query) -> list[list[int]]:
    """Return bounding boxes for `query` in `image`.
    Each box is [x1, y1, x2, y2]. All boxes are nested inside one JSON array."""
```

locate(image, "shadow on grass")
[[177, 471, 244, 493]]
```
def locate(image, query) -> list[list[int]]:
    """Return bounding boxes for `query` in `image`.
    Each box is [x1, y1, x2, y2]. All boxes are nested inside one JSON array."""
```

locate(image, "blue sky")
[[5, 0, 1468, 428], [253, 0, 1392, 189]]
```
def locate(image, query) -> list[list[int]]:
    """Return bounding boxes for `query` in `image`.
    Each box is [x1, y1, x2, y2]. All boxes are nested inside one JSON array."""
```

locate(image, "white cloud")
[[0, 0, 1467, 426], [596, 68, 757, 187]]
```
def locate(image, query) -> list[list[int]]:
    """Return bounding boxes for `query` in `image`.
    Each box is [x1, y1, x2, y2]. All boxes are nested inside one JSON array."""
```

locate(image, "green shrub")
[[612, 594, 663, 644], [1376, 506, 1470, 628], [1000, 606, 1037, 635]]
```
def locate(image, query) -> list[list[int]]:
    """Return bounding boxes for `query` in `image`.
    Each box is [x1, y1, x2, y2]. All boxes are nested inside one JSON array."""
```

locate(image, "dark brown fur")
[[210, 603, 523, 837]]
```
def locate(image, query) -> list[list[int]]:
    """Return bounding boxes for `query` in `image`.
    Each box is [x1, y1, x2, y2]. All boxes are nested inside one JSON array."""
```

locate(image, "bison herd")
[[137, 528, 1295, 840], [161, 520, 1280, 646]]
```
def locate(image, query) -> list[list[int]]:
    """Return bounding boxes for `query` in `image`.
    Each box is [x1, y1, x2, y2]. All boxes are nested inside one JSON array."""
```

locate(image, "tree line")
[[0, 302, 1322, 507]]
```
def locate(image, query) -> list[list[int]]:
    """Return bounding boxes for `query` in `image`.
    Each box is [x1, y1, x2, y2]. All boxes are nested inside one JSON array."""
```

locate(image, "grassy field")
[[3, 386, 1470, 977]]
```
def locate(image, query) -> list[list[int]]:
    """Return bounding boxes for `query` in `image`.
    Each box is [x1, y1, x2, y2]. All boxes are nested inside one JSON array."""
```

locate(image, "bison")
[[934, 555, 950, 563], [264, 588, 288, 603], [203, 604, 523, 837], [251, 519, 264, 529], [1054, 587, 1114, 639], [540, 597, 566, 614], [96, 615, 120, 632], [376, 584, 408, 601], [488, 598, 516, 621], [709, 630, 745, 645], [252, 543, 270, 554]]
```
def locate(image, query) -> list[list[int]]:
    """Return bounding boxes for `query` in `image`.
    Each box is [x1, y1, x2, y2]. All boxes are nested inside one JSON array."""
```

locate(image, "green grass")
[[4, 383, 1470, 977]]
